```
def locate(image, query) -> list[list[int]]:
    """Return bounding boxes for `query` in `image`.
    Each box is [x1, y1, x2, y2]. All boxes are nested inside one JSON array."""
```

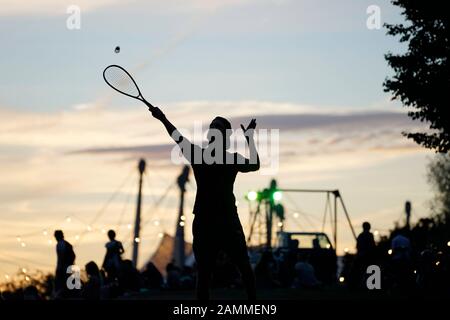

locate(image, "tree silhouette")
[[427, 154, 450, 221], [384, 0, 450, 152]]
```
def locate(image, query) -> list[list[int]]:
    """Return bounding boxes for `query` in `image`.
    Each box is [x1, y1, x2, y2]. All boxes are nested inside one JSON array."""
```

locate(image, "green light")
[[247, 191, 258, 201], [273, 190, 282, 202]]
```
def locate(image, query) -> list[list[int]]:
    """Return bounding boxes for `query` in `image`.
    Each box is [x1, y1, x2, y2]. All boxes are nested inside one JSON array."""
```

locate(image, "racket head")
[[103, 65, 142, 99]]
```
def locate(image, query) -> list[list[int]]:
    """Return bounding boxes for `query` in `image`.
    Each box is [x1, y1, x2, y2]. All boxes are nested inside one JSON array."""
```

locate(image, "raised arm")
[[149, 107, 180, 143], [236, 118, 260, 172], [149, 106, 199, 162]]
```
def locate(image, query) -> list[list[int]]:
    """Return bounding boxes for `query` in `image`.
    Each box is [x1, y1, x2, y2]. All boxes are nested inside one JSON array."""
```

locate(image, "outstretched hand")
[[241, 118, 257, 136], [149, 106, 166, 121]]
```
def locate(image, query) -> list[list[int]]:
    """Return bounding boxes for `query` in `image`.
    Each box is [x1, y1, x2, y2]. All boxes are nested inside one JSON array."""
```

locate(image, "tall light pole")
[[173, 165, 190, 268], [405, 201, 411, 230], [132, 158, 146, 268]]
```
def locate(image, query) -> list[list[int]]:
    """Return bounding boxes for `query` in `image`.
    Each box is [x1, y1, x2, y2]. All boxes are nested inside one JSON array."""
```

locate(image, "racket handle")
[[143, 99, 155, 111]]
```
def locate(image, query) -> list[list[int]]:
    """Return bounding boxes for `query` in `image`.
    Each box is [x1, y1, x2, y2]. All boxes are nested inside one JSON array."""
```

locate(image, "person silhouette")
[[142, 261, 163, 289], [356, 222, 376, 261], [149, 107, 259, 300], [83, 261, 103, 300], [352, 222, 376, 288], [102, 230, 124, 281], [53, 230, 76, 298]]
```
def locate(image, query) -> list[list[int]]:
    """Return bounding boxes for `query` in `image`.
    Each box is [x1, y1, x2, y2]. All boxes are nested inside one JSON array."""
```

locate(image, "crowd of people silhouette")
[[1, 216, 449, 300], [342, 220, 450, 296]]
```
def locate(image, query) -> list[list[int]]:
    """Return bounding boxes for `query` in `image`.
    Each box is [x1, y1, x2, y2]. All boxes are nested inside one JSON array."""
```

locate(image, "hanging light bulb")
[[127, 224, 132, 230], [86, 225, 92, 232], [157, 233, 164, 238], [179, 221, 185, 227], [66, 216, 72, 223], [22, 268, 27, 274], [16, 237, 21, 242], [246, 191, 258, 202], [153, 220, 160, 226], [21, 242, 26, 248], [180, 215, 186, 221], [43, 230, 48, 236], [134, 237, 140, 243]]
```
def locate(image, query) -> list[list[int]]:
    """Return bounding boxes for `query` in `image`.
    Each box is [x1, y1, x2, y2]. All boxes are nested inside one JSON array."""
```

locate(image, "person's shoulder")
[[106, 240, 114, 247], [231, 152, 247, 164]]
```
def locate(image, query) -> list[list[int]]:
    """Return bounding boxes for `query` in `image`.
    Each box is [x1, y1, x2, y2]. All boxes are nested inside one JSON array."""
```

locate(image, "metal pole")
[[132, 159, 146, 268], [174, 166, 189, 268], [334, 192, 337, 252], [247, 202, 261, 243], [405, 201, 411, 230], [280, 188, 337, 194], [338, 194, 357, 240], [173, 186, 185, 268], [266, 201, 272, 250]]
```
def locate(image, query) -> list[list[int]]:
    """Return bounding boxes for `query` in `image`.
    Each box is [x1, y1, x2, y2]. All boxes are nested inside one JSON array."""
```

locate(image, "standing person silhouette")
[[54, 230, 76, 298], [353, 222, 376, 288], [149, 107, 259, 300], [102, 230, 124, 281]]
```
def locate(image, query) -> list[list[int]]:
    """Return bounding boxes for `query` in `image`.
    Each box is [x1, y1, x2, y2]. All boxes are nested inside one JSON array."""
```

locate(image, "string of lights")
[[283, 192, 320, 230], [0, 163, 180, 281]]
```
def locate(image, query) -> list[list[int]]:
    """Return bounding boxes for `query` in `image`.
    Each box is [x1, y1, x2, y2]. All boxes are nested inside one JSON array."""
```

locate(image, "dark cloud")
[[230, 111, 414, 131], [70, 111, 418, 157], [69, 143, 175, 158]]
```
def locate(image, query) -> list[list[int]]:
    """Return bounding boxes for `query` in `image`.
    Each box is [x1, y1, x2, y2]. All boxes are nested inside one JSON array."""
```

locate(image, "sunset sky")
[[0, 0, 435, 279]]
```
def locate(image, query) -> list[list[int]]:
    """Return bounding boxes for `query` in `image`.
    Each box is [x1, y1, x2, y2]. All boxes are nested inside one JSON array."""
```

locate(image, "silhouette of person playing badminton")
[[149, 107, 259, 300]]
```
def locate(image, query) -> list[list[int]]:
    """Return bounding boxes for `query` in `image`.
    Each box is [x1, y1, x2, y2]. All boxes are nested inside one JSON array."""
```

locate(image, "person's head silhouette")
[[312, 238, 320, 249], [362, 221, 371, 232], [54, 230, 64, 241], [207, 116, 232, 150], [85, 261, 100, 278], [107, 230, 116, 241]]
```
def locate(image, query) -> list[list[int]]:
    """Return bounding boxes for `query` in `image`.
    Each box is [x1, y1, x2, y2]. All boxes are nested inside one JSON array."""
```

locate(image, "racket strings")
[[104, 66, 140, 98]]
